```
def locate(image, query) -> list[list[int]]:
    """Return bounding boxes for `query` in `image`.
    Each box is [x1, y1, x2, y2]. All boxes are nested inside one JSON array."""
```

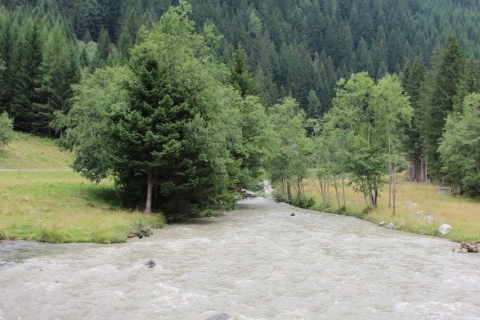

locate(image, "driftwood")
[[459, 242, 479, 253]]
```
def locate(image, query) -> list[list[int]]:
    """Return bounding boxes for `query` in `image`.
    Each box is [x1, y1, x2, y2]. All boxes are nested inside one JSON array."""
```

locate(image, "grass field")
[[0, 133, 165, 243], [0, 132, 74, 169], [303, 174, 480, 243]]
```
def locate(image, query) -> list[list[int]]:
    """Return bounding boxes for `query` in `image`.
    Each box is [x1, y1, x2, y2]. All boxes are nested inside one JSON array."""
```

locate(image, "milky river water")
[[1, 197, 480, 320]]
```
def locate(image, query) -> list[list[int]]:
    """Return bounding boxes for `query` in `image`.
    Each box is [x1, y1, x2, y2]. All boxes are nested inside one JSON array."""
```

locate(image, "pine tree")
[[0, 17, 16, 113], [35, 23, 80, 135], [356, 37, 375, 76], [306, 89, 321, 120], [10, 21, 43, 132], [402, 55, 427, 182], [426, 33, 465, 178], [117, 8, 139, 65], [229, 44, 257, 98], [90, 27, 112, 72], [453, 55, 480, 113]]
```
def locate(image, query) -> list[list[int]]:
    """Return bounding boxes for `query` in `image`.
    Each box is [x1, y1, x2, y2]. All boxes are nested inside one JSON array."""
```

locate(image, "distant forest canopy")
[[1, 0, 480, 117]]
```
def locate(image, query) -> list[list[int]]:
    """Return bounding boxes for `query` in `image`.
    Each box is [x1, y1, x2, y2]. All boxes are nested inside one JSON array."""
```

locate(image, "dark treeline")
[[2, 0, 480, 120], [1, 0, 480, 213]]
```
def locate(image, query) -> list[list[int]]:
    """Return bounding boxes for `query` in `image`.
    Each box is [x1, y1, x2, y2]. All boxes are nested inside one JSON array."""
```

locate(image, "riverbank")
[[0, 170, 165, 243], [296, 176, 480, 244], [0, 133, 165, 243]]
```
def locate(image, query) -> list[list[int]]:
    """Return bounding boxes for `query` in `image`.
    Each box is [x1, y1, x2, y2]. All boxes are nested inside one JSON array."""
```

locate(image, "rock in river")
[[207, 313, 230, 320], [144, 260, 156, 268]]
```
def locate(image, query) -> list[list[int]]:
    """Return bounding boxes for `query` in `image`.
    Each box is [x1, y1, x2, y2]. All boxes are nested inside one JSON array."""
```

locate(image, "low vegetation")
[[0, 134, 165, 243], [0, 132, 73, 169], [300, 174, 480, 243]]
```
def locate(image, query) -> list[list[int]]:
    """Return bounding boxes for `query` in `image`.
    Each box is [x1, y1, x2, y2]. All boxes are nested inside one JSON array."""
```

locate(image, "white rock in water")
[[438, 224, 452, 235]]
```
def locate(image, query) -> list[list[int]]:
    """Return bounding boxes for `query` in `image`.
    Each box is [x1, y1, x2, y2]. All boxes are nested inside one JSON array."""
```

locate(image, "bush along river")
[[1, 196, 479, 319]]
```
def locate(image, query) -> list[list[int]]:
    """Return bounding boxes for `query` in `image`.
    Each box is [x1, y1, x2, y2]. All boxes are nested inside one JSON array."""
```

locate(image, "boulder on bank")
[[438, 224, 452, 235]]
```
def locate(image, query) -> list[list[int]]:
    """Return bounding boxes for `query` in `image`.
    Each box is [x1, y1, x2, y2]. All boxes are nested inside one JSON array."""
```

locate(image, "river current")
[[1, 197, 479, 320]]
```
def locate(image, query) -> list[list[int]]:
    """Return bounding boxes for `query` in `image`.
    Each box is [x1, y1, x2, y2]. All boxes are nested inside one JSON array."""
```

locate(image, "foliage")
[[266, 97, 311, 201], [425, 33, 465, 178], [59, 1, 272, 218], [3, 0, 480, 126], [319, 72, 412, 208], [439, 93, 480, 197], [0, 111, 13, 149]]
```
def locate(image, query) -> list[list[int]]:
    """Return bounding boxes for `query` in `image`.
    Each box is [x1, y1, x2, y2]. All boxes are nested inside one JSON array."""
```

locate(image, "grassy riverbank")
[[300, 175, 480, 243], [0, 133, 165, 243]]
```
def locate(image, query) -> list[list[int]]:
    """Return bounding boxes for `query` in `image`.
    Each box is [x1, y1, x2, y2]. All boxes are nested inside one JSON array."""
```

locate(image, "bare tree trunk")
[[287, 182, 292, 201], [145, 170, 153, 214], [388, 135, 392, 208], [342, 177, 346, 207], [333, 175, 341, 208], [392, 169, 397, 215], [318, 177, 326, 203], [325, 177, 329, 200], [297, 176, 302, 199], [425, 153, 428, 182]]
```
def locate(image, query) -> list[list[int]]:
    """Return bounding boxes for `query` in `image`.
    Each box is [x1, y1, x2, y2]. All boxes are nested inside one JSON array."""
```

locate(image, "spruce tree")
[[229, 44, 257, 98], [402, 56, 427, 182], [453, 55, 480, 113], [90, 27, 112, 72], [117, 8, 139, 65], [426, 33, 465, 178], [10, 21, 43, 132]]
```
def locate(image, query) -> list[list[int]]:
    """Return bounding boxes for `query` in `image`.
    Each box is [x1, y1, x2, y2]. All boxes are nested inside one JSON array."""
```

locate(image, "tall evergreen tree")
[[453, 55, 480, 113], [90, 27, 112, 72], [229, 44, 257, 98], [10, 20, 43, 131], [35, 23, 80, 135], [117, 8, 139, 65], [426, 33, 465, 178], [402, 55, 427, 182]]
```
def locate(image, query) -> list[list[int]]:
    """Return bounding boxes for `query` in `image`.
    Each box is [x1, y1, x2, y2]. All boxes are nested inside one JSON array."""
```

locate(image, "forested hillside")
[[1, 0, 479, 216], [2, 0, 480, 118]]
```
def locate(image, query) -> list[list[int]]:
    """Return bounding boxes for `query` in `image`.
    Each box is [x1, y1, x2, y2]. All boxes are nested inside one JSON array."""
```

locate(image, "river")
[[1, 197, 479, 320]]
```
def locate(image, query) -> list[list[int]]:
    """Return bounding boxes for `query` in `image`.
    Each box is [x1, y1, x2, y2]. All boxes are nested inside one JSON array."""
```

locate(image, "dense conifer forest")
[[1, 0, 479, 216]]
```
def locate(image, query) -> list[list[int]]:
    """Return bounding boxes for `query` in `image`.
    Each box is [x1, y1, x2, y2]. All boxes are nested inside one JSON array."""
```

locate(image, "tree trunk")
[[392, 169, 396, 215], [388, 135, 392, 208], [333, 175, 341, 208], [342, 177, 346, 207], [145, 170, 153, 214]]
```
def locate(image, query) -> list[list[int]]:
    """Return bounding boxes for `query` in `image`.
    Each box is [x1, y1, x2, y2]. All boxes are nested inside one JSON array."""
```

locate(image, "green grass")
[[0, 132, 74, 169], [0, 134, 165, 243]]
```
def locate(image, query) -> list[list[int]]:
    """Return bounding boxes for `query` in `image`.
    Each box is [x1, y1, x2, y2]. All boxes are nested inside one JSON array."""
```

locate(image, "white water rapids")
[[1, 197, 480, 319]]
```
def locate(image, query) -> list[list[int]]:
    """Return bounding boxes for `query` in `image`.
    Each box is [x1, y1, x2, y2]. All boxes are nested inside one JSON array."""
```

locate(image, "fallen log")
[[459, 242, 479, 253]]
